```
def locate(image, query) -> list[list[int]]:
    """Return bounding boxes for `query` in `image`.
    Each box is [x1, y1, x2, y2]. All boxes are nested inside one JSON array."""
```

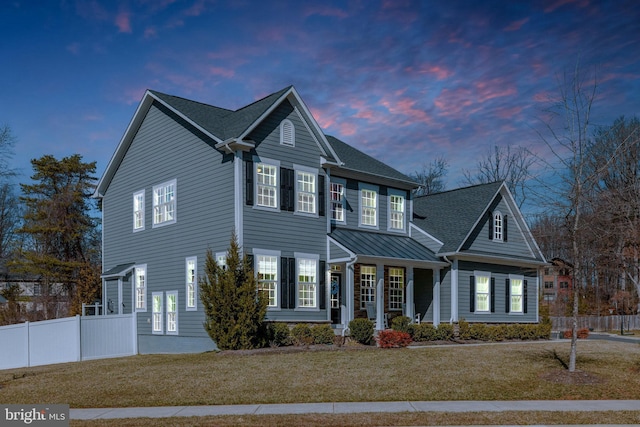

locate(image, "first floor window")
[[475, 273, 490, 312], [510, 277, 523, 313], [166, 292, 178, 334], [360, 265, 376, 309], [388, 267, 404, 310], [152, 292, 163, 333], [257, 255, 278, 307], [298, 258, 317, 308], [135, 266, 147, 311], [186, 257, 197, 310]]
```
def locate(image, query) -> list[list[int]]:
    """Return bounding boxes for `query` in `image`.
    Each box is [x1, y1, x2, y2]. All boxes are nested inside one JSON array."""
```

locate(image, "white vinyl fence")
[[0, 314, 136, 370], [552, 315, 640, 332]]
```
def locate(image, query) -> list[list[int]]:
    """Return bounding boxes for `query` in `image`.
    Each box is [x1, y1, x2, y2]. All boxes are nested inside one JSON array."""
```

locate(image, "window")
[[510, 276, 524, 313], [560, 281, 569, 289], [257, 255, 278, 307], [360, 188, 377, 227], [280, 119, 295, 146], [544, 281, 554, 289], [166, 292, 178, 334], [256, 163, 277, 208], [388, 267, 404, 310], [330, 181, 344, 222], [135, 266, 147, 311], [298, 258, 317, 308], [389, 193, 405, 231], [215, 252, 227, 269], [475, 272, 490, 312], [153, 180, 176, 226], [152, 292, 162, 334], [296, 171, 316, 214], [186, 257, 197, 311], [360, 265, 376, 309], [133, 190, 145, 231], [493, 211, 503, 241]]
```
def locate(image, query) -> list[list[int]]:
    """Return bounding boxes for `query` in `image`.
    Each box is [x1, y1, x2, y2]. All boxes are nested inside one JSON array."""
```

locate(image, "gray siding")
[[102, 102, 235, 341], [138, 334, 217, 354], [439, 267, 452, 322], [457, 260, 538, 323], [464, 198, 535, 259]]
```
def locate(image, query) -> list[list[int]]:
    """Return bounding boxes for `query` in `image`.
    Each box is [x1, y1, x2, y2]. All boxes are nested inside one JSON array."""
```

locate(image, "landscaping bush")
[[311, 324, 336, 345], [469, 323, 491, 341], [391, 315, 411, 333], [408, 323, 437, 341], [458, 319, 471, 340], [436, 323, 454, 341], [537, 317, 552, 339], [291, 323, 314, 346], [267, 322, 291, 347], [348, 318, 374, 345], [376, 329, 412, 348]]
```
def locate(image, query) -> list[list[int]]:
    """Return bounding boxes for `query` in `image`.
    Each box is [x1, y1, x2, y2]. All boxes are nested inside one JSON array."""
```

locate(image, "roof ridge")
[[232, 85, 292, 113], [148, 89, 234, 115], [415, 180, 504, 199]]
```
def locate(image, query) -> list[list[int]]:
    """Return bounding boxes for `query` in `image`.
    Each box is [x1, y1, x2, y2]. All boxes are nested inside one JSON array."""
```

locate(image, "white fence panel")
[[28, 316, 80, 367], [81, 314, 135, 360], [0, 323, 29, 370]]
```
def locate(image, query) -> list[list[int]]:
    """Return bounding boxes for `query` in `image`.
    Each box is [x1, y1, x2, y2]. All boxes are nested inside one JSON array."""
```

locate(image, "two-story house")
[[95, 86, 546, 354]]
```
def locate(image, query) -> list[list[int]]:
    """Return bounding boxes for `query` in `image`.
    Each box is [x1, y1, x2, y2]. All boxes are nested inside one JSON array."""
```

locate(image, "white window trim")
[[474, 270, 491, 314], [509, 274, 524, 314], [152, 291, 163, 334], [293, 164, 318, 217], [360, 265, 376, 310], [254, 158, 280, 211], [253, 248, 281, 310], [388, 267, 404, 311], [493, 210, 503, 242], [185, 257, 197, 311], [358, 183, 379, 229], [166, 291, 178, 335], [133, 189, 145, 232], [387, 189, 406, 233], [215, 252, 227, 269], [134, 264, 147, 312], [330, 178, 346, 224], [280, 119, 295, 146], [152, 179, 177, 228], [294, 252, 320, 311]]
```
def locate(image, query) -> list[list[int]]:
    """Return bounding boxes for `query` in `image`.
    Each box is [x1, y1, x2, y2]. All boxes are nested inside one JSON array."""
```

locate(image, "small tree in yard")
[[199, 232, 267, 350]]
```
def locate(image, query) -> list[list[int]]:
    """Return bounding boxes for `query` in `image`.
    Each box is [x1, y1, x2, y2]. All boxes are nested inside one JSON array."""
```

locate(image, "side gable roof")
[[326, 135, 417, 189]]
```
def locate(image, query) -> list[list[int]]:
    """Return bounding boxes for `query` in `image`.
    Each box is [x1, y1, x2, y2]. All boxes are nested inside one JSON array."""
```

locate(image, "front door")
[[330, 273, 342, 324]]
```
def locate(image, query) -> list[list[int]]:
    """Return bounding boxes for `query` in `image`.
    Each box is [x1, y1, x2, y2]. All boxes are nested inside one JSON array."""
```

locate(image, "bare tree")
[[462, 144, 534, 208], [411, 157, 448, 196], [0, 125, 17, 181]]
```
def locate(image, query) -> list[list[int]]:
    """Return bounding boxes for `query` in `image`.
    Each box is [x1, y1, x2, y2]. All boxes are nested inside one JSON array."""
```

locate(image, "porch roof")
[[329, 228, 443, 264], [102, 262, 135, 278]]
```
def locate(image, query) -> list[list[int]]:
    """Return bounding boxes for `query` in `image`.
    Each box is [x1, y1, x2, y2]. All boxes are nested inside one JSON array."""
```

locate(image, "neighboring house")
[[94, 86, 547, 354], [540, 258, 573, 315]]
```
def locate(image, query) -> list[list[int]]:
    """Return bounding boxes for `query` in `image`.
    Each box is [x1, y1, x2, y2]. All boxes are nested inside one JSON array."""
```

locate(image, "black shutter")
[[505, 278, 511, 313], [488, 212, 494, 240], [523, 280, 528, 313], [319, 260, 326, 309], [289, 256, 296, 308], [490, 277, 495, 313], [469, 275, 475, 312], [318, 175, 325, 217], [246, 254, 255, 272], [286, 169, 295, 211], [246, 161, 254, 206], [280, 258, 289, 309], [504, 215, 508, 242], [280, 167, 289, 211], [379, 186, 387, 196]]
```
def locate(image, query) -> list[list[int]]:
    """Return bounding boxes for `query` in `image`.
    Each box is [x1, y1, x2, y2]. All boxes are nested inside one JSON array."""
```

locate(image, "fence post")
[[25, 321, 31, 368]]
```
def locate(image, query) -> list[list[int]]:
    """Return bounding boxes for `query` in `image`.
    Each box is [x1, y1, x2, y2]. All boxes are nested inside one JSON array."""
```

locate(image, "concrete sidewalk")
[[71, 399, 640, 420]]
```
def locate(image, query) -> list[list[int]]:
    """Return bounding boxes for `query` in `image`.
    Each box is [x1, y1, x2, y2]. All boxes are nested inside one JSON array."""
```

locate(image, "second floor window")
[[361, 189, 377, 227], [297, 171, 316, 214], [133, 190, 144, 231], [153, 180, 176, 226], [389, 194, 405, 230], [330, 182, 344, 222], [257, 163, 277, 208]]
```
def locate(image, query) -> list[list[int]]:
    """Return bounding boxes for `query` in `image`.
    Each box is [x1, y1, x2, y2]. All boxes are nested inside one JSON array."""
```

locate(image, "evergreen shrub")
[[311, 324, 336, 344], [348, 318, 374, 345]]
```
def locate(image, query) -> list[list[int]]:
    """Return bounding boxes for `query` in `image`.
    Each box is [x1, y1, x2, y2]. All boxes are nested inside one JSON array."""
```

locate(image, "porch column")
[[376, 263, 384, 330], [451, 258, 458, 323], [406, 267, 415, 321], [433, 268, 441, 326], [346, 261, 355, 325]]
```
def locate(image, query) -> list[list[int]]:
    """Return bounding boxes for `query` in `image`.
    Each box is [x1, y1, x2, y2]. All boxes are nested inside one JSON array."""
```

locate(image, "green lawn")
[[2, 340, 640, 409]]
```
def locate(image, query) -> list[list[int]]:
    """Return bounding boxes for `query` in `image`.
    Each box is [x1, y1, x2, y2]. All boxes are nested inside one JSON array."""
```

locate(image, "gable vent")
[[280, 119, 295, 146]]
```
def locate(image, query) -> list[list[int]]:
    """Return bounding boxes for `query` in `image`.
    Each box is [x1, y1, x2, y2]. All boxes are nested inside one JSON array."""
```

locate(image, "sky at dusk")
[[1, 0, 639, 214]]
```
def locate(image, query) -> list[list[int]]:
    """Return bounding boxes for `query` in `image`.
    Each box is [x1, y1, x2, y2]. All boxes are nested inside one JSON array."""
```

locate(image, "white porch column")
[[406, 267, 415, 320], [346, 261, 355, 325], [433, 268, 441, 326], [376, 263, 384, 330], [451, 258, 458, 323]]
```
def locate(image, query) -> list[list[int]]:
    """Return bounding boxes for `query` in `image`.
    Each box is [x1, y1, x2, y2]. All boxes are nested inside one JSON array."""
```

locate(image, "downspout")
[[344, 256, 358, 335]]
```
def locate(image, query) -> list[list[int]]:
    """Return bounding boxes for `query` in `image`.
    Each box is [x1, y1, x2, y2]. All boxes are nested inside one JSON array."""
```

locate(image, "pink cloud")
[[144, 26, 158, 39], [184, 0, 207, 17], [504, 17, 529, 32], [303, 5, 349, 19], [380, 96, 435, 126], [406, 64, 454, 80], [338, 122, 358, 136], [115, 11, 132, 33], [495, 106, 523, 119], [544, 0, 590, 13], [209, 67, 235, 78], [474, 79, 517, 103]]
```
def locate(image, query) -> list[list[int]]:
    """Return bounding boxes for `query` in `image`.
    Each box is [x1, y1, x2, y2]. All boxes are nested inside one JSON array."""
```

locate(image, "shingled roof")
[[413, 181, 504, 254]]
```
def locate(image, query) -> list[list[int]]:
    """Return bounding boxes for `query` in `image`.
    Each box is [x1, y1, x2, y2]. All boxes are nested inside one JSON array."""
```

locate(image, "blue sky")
[[1, 0, 639, 208]]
